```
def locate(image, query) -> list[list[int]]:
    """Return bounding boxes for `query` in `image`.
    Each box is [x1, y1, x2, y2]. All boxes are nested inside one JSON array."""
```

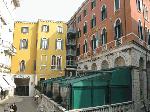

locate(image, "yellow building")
[[11, 20, 67, 96]]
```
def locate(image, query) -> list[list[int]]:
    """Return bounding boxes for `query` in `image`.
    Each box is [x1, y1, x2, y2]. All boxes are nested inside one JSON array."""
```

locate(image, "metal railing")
[[67, 50, 76, 56], [67, 40, 76, 46], [66, 60, 76, 66]]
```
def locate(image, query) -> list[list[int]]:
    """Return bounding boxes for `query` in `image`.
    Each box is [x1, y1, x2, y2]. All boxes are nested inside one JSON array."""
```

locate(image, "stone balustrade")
[[38, 94, 66, 112], [35, 89, 134, 112], [69, 101, 134, 112]]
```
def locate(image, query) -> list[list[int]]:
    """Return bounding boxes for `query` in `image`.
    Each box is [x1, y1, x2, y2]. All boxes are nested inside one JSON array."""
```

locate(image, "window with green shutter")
[[115, 0, 120, 11]]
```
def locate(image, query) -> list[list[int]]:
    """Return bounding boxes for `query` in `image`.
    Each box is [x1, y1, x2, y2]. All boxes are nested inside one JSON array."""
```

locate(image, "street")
[[0, 96, 37, 112]]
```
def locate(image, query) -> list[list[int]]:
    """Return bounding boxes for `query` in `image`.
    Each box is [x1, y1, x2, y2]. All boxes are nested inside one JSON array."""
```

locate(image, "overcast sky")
[[14, 0, 85, 22]]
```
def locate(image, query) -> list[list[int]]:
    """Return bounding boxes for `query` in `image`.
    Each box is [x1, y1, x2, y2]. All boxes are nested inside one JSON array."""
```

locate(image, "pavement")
[[0, 96, 38, 112]]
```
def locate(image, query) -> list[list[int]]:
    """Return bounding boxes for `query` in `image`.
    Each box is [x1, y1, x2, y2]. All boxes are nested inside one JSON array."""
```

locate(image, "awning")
[[3, 75, 16, 88], [0, 76, 11, 91]]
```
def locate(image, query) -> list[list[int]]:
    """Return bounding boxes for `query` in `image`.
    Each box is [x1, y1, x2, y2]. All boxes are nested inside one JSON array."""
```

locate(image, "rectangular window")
[[40, 38, 49, 49], [115, 0, 120, 11], [137, 0, 142, 12], [21, 27, 29, 34], [57, 26, 63, 33], [56, 39, 63, 50], [42, 25, 49, 32], [20, 39, 28, 49]]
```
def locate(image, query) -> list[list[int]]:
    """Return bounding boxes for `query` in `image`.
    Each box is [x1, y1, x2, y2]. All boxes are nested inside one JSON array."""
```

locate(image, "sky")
[[14, 0, 85, 22]]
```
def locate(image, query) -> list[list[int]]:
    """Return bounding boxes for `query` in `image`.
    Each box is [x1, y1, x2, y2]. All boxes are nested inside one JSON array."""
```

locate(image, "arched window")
[[101, 60, 109, 69], [101, 28, 107, 45], [91, 63, 97, 70], [114, 19, 122, 39], [114, 56, 125, 67], [84, 65, 88, 70], [83, 40, 88, 53], [83, 22, 87, 34], [101, 5, 107, 21], [91, 14, 96, 28], [20, 60, 25, 71], [91, 35, 96, 50], [51, 55, 56, 69], [138, 20, 143, 40]]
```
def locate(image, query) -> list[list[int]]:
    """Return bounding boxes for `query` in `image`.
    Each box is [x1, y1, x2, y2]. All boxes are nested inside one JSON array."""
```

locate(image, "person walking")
[[11, 103, 17, 112]]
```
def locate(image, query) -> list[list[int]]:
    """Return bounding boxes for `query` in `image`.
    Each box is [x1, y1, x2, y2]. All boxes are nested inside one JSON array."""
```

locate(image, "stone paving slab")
[[0, 96, 37, 112]]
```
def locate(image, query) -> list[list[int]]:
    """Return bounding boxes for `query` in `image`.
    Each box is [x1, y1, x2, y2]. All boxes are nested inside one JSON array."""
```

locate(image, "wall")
[[36, 20, 67, 81]]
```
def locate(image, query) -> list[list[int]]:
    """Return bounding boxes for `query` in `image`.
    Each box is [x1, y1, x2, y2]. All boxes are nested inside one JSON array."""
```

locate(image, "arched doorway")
[[114, 56, 125, 67], [101, 60, 109, 70]]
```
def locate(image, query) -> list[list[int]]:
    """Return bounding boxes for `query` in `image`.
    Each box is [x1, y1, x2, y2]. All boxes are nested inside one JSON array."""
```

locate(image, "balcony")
[[66, 60, 77, 67], [67, 50, 76, 56], [66, 40, 76, 46], [0, 39, 16, 55]]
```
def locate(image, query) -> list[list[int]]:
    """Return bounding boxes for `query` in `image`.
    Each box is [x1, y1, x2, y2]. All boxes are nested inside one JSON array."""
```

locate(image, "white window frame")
[[56, 39, 63, 50], [56, 56, 62, 70], [101, 27, 107, 45], [41, 38, 48, 49], [42, 25, 49, 32], [20, 60, 25, 72], [21, 27, 29, 34], [20, 39, 28, 49], [114, 0, 120, 12], [57, 26, 63, 33], [136, 0, 143, 12], [51, 55, 56, 70]]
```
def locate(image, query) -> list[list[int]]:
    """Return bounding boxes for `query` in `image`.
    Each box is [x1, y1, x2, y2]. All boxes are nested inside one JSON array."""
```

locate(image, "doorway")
[[14, 78, 30, 96]]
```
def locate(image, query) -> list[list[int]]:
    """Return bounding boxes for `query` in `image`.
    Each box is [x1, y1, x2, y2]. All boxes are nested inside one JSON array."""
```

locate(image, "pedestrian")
[[11, 103, 17, 112]]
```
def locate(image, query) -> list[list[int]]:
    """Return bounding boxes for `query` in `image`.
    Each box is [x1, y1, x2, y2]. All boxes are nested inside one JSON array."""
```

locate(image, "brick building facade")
[[67, 0, 150, 111]]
